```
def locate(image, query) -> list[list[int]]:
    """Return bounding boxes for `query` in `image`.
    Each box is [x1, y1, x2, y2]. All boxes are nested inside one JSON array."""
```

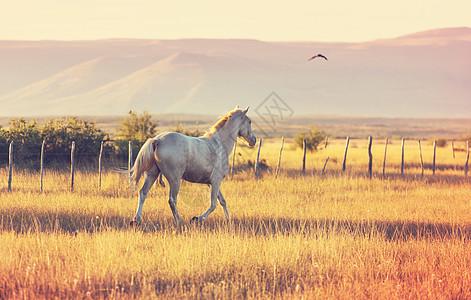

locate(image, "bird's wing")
[[318, 54, 328, 60], [307, 55, 317, 61]]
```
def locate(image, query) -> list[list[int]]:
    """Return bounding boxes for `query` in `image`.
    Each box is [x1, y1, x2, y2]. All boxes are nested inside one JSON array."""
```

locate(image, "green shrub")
[[0, 119, 43, 166], [435, 138, 447, 148], [0, 117, 109, 168], [41, 117, 109, 165], [294, 125, 326, 152], [173, 121, 203, 137], [115, 111, 158, 160]]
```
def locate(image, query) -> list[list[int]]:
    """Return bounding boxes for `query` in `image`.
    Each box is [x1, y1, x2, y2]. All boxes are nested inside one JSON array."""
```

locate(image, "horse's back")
[[153, 132, 189, 158], [155, 131, 213, 153], [154, 132, 218, 183]]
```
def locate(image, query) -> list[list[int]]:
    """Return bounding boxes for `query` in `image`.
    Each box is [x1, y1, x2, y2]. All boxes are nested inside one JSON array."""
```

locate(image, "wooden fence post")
[[70, 141, 75, 191], [99, 140, 104, 189], [368, 136, 373, 179], [465, 141, 469, 178], [432, 140, 437, 175], [275, 137, 284, 179], [8, 141, 13, 192], [128, 141, 133, 171], [231, 141, 237, 180], [322, 157, 330, 175], [254, 138, 262, 179], [302, 138, 307, 174], [401, 138, 405, 175], [342, 137, 350, 172], [382, 138, 388, 177], [452, 140, 455, 159], [418, 140, 424, 176], [324, 137, 329, 149], [40, 140, 45, 192]]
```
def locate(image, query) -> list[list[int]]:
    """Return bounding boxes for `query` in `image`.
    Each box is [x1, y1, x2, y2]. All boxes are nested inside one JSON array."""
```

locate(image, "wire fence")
[[2, 137, 470, 193], [0, 152, 126, 169], [0, 139, 134, 169]]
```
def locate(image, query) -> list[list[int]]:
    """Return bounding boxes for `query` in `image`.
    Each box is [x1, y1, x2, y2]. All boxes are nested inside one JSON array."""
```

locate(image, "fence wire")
[[2, 138, 470, 193]]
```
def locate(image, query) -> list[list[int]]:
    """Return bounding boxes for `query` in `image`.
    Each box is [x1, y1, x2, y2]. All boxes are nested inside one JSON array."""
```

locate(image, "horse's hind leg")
[[157, 173, 165, 187], [131, 164, 159, 226], [168, 179, 182, 225]]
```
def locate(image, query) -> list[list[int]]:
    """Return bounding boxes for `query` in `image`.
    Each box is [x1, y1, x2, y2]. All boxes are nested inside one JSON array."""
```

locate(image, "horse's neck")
[[213, 126, 238, 156]]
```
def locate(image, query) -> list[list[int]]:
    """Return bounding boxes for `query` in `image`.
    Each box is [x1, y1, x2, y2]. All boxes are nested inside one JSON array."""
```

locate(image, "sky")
[[1, 0, 471, 42]]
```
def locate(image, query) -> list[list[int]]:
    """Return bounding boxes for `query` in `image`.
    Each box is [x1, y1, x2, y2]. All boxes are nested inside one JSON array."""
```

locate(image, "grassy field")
[[1, 139, 471, 298]]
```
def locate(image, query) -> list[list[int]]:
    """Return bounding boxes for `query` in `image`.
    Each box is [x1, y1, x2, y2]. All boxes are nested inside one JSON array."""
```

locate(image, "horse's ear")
[[243, 106, 250, 114]]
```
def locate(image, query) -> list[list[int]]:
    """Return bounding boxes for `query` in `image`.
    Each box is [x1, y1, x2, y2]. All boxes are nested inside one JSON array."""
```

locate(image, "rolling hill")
[[1, 27, 470, 117]]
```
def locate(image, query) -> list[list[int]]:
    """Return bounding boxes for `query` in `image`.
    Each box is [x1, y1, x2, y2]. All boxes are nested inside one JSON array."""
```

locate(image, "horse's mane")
[[203, 109, 240, 137]]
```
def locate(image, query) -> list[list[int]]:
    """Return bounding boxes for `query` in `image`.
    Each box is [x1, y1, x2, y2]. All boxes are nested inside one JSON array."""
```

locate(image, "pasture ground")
[[1, 139, 471, 298]]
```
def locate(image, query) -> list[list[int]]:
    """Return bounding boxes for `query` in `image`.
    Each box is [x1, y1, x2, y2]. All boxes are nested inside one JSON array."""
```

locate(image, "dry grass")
[[1, 139, 471, 299]]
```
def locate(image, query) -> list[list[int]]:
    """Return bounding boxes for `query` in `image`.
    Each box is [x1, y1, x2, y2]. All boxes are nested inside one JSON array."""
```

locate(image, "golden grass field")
[[1, 138, 471, 299]]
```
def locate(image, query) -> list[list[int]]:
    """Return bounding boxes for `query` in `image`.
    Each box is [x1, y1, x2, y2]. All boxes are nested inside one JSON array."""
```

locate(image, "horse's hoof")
[[130, 220, 139, 226], [190, 216, 200, 224]]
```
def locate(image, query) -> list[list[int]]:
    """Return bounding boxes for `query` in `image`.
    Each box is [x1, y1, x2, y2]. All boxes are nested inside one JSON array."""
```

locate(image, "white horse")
[[129, 106, 256, 225]]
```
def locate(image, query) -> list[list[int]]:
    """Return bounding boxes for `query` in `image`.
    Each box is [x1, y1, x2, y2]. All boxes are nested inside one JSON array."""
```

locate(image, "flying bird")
[[308, 54, 328, 61]]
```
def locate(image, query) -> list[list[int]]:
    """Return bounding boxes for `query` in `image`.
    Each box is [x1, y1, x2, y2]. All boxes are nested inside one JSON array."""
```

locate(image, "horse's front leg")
[[218, 190, 230, 219], [196, 181, 221, 221]]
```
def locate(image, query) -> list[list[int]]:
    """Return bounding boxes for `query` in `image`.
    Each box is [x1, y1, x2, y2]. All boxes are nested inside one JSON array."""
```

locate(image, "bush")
[[294, 125, 326, 152], [0, 113, 160, 168], [0, 119, 43, 165], [435, 138, 447, 148], [173, 121, 203, 137], [0, 117, 109, 168], [41, 117, 109, 165], [0, 127, 7, 163], [115, 111, 158, 160]]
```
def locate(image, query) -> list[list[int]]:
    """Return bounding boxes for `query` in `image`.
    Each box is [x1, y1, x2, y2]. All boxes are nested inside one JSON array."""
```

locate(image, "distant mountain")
[[398, 27, 471, 40], [1, 28, 470, 117]]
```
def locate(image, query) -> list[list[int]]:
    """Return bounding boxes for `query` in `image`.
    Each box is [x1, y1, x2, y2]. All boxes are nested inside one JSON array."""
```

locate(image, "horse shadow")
[[197, 217, 471, 241], [1, 208, 469, 241]]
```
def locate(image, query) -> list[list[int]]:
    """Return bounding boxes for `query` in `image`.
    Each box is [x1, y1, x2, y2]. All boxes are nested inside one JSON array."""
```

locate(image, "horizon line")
[[1, 26, 470, 44]]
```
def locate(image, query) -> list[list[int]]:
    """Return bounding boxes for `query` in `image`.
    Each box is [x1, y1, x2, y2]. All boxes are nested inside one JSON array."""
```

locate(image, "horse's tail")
[[130, 138, 157, 186]]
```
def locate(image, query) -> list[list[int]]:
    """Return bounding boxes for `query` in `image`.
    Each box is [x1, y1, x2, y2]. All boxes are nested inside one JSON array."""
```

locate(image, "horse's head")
[[237, 106, 256, 147]]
